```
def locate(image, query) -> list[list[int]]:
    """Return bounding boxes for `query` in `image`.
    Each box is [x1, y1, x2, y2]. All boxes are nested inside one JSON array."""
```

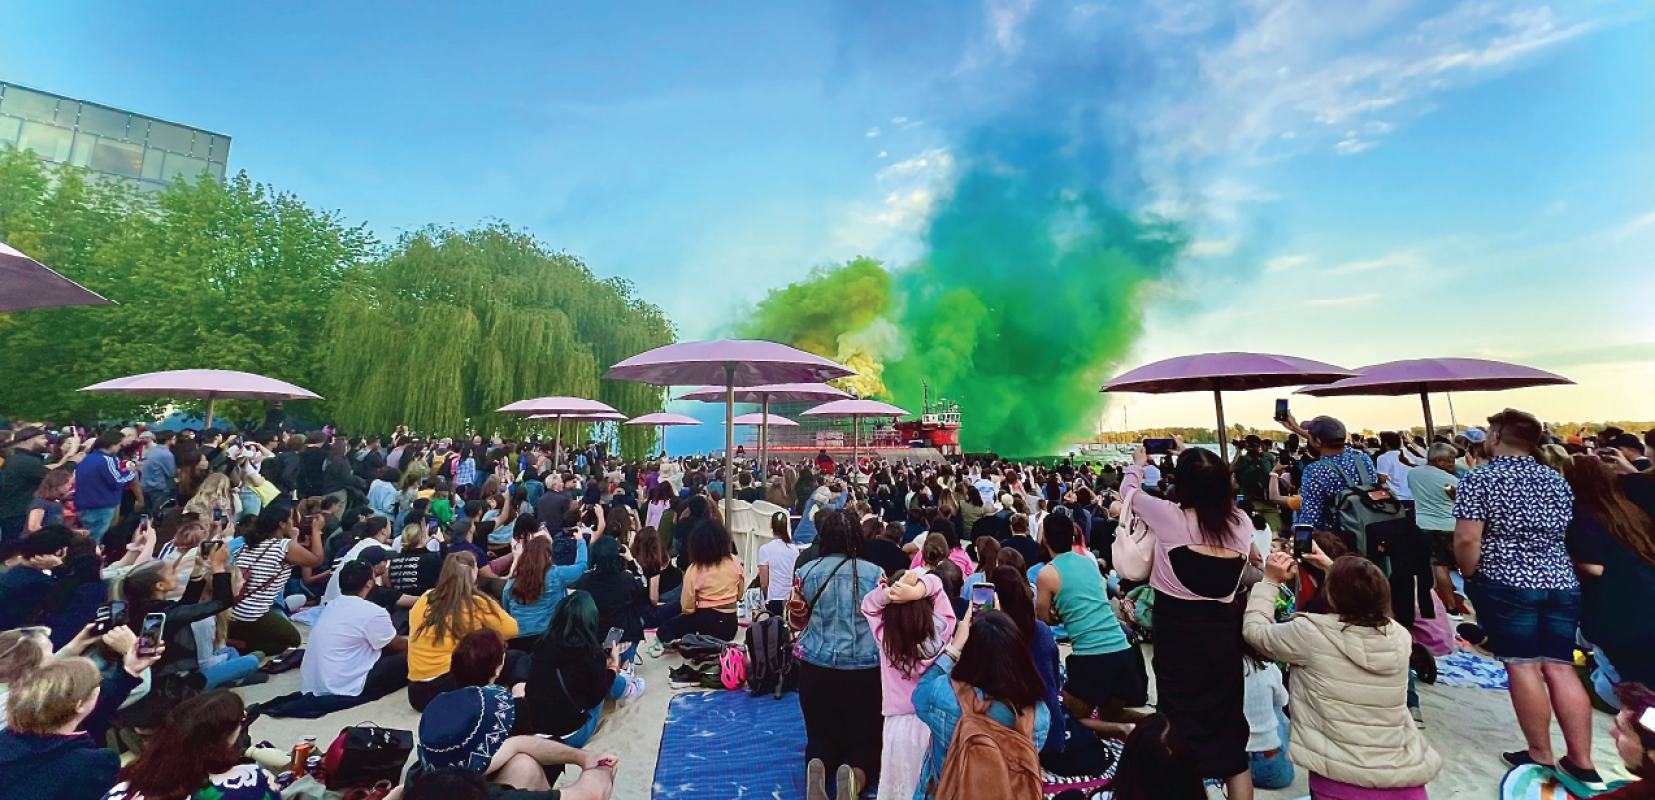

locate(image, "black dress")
[[1151, 549, 1249, 781]]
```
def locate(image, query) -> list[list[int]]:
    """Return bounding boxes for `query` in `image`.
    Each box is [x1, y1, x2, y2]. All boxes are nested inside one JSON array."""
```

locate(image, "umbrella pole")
[[1420, 389, 1435, 443], [724, 363, 735, 526], [1213, 383, 1229, 461], [760, 393, 770, 484], [554, 417, 564, 471], [853, 416, 860, 495], [203, 392, 217, 431]]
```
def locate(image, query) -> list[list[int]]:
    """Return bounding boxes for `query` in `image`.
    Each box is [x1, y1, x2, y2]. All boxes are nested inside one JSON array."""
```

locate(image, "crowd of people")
[[0, 410, 1650, 799]]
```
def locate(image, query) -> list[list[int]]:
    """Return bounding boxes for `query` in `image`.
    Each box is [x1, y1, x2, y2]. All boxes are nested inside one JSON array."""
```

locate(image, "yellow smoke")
[[833, 349, 887, 398]]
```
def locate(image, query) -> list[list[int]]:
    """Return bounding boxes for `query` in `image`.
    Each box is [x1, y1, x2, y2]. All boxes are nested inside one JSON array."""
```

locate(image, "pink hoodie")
[[860, 573, 957, 716]]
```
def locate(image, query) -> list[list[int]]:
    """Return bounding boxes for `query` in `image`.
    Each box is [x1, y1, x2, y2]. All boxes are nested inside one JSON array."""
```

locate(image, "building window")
[[126, 117, 150, 145], [146, 119, 194, 154], [0, 86, 61, 124], [76, 104, 130, 139], [141, 147, 167, 181], [90, 137, 144, 178], [70, 132, 96, 167], [0, 116, 20, 147], [17, 120, 74, 162], [161, 151, 207, 183]]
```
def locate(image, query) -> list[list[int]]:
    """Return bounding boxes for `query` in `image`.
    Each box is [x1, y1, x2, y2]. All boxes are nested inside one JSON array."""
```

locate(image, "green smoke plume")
[[743, 136, 1185, 455]]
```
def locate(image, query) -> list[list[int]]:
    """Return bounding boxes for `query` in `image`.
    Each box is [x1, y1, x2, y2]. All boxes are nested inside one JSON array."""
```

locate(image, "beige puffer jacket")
[[1243, 586, 1442, 788]]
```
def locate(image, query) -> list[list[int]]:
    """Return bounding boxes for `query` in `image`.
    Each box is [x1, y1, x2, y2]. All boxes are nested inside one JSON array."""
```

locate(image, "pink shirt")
[[909, 547, 974, 577], [860, 573, 957, 716], [1114, 465, 1259, 602]]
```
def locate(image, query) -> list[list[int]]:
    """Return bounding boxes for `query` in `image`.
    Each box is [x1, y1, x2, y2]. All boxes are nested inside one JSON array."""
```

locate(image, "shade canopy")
[[81, 370, 321, 402], [676, 382, 851, 404], [728, 413, 798, 427], [624, 412, 702, 427], [801, 399, 910, 418], [1103, 352, 1357, 394], [497, 397, 619, 416], [0, 241, 113, 313], [528, 411, 627, 422], [603, 340, 855, 387], [1296, 358, 1572, 397]]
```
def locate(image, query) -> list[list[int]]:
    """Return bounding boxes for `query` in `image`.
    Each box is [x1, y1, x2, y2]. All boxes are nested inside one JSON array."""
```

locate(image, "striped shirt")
[[231, 538, 292, 622]]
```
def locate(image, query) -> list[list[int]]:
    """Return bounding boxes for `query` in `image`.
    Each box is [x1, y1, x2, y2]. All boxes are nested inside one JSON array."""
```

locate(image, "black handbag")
[[323, 724, 415, 790]]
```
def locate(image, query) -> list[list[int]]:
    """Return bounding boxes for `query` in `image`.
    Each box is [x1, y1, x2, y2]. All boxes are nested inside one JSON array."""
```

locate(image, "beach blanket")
[[1436, 651, 1509, 690], [1500, 763, 1632, 799], [653, 690, 807, 799]]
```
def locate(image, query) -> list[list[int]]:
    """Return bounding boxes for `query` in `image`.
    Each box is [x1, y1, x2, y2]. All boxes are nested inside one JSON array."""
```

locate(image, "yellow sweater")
[[407, 592, 519, 681], [681, 556, 745, 615]]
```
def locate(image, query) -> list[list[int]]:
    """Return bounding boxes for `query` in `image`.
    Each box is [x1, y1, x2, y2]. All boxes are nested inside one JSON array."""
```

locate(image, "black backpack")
[[1324, 457, 1409, 558], [743, 609, 797, 698]]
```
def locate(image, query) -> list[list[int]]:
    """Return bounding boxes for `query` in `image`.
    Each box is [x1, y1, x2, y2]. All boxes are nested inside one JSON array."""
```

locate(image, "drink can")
[[306, 755, 323, 776]]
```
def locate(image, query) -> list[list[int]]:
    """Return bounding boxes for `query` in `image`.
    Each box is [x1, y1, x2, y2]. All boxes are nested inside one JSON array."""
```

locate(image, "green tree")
[[0, 147, 374, 423], [321, 226, 674, 458]]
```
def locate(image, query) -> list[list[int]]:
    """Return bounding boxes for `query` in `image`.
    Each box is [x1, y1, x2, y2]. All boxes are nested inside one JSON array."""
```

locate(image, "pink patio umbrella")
[[625, 412, 702, 456], [604, 340, 856, 520], [727, 412, 800, 427], [81, 369, 321, 429], [1, 240, 113, 313], [678, 383, 850, 472], [499, 397, 623, 468], [1102, 353, 1357, 459], [1296, 357, 1572, 438], [802, 399, 910, 477]]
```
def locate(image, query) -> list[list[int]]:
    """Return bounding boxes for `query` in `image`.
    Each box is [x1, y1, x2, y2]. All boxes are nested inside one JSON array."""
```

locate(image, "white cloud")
[[1306, 293, 1382, 307], [988, 0, 1038, 53], [878, 151, 888, 158], [1335, 137, 1376, 155], [891, 116, 908, 125], [1326, 252, 1419, 274], [1187, 239, 1238, 257], [877, 148, 953, 181], [1266, 254, 1311, 272], [866, 127, 881, 137], [1613, 209, 1655, 241]]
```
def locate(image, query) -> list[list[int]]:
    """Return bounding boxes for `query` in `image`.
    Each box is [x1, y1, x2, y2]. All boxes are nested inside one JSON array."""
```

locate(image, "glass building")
[[0, 81, 229, 192]]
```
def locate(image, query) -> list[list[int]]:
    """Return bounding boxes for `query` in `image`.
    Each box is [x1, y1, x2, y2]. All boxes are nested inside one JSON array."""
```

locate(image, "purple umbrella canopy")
[[676, 382, 851, 404], [727, 413, 799, 427], [497, 397, 619, 416], [604, 340, 855, 387], [1295, 358, 1572, 397], [81, 369, 321, 426], [1103, 352, 1357, 394], [800, 399, 910, 418], [0, 241, 113, 313], [624, 412, 702, 427], [1295, 357, 1573, 438], [1103, 353, 1356, 459], [528, 411, 627, 421]]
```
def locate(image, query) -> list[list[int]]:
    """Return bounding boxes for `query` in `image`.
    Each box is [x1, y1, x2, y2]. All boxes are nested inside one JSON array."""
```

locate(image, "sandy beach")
[[239, 627, 1635, 799]]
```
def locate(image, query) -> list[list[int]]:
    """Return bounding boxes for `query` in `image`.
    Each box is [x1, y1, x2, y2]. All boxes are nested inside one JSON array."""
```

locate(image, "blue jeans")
[[201, 649, 263, 688], [1465, 576, 1582, 664], [79, 506, 117, 543], [237, 489, 263, 520], [563, 672, 628, 748], [1248, 708, 1295, 789]]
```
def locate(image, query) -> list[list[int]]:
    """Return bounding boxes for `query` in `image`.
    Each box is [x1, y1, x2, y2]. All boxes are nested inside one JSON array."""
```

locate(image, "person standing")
[[1232, 436, 1279, 535], [1407, 444, 1463, 614], [71, 431, 136, 544], [1374, 432, 1418, 508], [1454, 408, 1600, 786], [0, 427, 50, 542], [138, 430, 179, 512]]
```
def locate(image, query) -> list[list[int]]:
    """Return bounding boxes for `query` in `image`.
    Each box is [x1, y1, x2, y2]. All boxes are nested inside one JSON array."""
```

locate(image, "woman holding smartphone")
[[521, 591, 643, 745], [115, 539, 234, 731]]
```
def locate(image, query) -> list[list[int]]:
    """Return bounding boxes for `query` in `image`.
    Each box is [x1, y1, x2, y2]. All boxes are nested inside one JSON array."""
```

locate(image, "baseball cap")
[[356, 546, 391, 567], [1459, 429, 1487, 443], [1303, 416, 1347, 445]]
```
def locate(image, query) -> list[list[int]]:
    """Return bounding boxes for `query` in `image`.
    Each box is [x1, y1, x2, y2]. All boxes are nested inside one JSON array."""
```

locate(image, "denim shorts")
[[1465, 577, 1580, 664]]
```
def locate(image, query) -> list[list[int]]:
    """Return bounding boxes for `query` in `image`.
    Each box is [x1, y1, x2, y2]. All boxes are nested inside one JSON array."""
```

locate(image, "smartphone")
[[1143, 438, 1176, 456], [94, 601, 127, 634], [213, 508, 226, 525], [138, 612, 166, 657], [199, 539, 221, 557], [137, 513, 150, 528], [970, 583, 996, 615], [1274, 398, 1290, 422], [603, 627, 624, 650], [1292, 524, 1315, 559]]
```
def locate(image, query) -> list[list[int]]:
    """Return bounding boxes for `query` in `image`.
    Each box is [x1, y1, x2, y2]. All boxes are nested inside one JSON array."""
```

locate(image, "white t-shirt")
[[758, 539, 801, 601], [1375, 451, 1415, 501], [1243, 661, 1289, 752], [1143, 464, 1162, 486], [323, 537, 387, 605], [300, 595, 396, 696]]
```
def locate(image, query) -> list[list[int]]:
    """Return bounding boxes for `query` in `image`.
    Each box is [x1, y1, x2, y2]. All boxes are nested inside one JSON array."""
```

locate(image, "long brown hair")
[[1567, 455, 1655, 567], [509, 537, 553, 605], [418, 551, 496, 646], [631, 526, 668, 576], [874, 585, 940, 679], [117, 690, 246, 799], [1325, 556, 1391, 629]]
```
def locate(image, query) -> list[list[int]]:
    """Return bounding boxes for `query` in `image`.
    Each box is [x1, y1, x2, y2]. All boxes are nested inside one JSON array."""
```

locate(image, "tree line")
[[0, 148, 674, 458]]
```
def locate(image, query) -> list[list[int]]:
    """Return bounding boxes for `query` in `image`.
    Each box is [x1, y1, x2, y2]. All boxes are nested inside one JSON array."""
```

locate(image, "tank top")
[[1049, 552, 1128, 656]]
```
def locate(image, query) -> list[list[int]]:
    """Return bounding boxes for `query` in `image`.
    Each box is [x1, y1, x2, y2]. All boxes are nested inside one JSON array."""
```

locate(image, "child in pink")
[[861, 570, 956, 800]]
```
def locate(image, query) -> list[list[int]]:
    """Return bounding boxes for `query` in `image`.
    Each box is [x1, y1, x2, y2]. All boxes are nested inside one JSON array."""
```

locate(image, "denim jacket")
[[796, 554, 884, 669]]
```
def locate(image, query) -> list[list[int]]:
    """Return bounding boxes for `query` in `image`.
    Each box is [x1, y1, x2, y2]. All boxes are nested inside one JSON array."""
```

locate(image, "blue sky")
[[5, 1, 1652, 451]]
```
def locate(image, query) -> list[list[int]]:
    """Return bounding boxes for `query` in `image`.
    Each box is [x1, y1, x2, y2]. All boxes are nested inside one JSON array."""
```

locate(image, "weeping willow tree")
[[322, 225, 674, 458]]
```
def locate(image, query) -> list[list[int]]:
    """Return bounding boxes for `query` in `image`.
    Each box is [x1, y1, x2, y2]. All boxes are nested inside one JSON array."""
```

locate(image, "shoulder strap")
[[234, 542, 289, 604], [804, 556, 851, 614]]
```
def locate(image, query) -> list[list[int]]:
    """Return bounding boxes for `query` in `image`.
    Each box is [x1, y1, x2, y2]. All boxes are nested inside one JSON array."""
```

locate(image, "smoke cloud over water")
[[742, 127, 1187, 454]]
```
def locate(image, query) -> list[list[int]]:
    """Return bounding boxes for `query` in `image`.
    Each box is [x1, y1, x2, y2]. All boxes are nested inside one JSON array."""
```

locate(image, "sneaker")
[[806, 759, 828, 800], [1559, 756, 1605, 792], [646, 640, 666, 659], [1409, 706, 1425, 729], [619, 673, 646, 707], [1410, 643, 1438, 685], [669, 665, 701, 689], [1457, 622, 1487, 647], [1502, 750, 1554, 769], [834, 764, 858, 800]]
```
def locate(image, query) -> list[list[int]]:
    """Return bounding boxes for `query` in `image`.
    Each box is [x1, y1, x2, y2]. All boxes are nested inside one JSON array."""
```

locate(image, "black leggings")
[[407, 651, 526, 711], [656, 608, 737, 643], [797, 661, 883, 785]]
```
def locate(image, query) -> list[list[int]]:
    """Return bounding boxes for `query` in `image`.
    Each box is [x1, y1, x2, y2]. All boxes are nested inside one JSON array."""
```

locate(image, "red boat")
[[892, 383, 962, 456]]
